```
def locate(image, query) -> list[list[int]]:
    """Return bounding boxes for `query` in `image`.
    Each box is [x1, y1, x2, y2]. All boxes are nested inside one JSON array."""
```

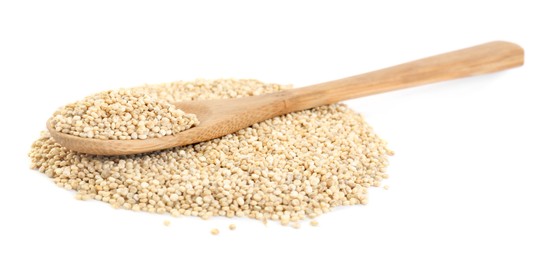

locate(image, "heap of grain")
[[29, 79, 392, 226]]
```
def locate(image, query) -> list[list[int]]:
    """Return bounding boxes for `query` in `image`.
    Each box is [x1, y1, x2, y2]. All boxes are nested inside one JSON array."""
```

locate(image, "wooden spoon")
[[47, 41, 524, 156]]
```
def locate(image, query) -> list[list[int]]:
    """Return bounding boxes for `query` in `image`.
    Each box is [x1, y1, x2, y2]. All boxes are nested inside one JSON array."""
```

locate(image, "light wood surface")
[[47, 41, 524, 155]]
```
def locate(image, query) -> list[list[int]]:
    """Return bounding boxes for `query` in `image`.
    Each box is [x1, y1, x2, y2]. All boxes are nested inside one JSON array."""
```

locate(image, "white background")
[[1, 0, 554, 259]]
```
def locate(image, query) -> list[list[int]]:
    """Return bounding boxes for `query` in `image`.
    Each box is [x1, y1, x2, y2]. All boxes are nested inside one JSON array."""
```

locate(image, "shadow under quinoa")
[[29, 79, 392, 226]]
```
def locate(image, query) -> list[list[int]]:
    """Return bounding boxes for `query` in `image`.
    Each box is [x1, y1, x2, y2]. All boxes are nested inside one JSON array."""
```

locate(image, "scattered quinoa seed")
[[229, 224, 236, 230], [211, 228, 219, 235], [310, 220, 319, 227], [383, 185, 390, 190], [163, 220, 171, 226]]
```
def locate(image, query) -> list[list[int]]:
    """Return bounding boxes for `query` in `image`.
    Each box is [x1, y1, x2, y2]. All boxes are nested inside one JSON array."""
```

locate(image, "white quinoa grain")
[[50, 89, 199, 140], [310, 220, 319, 227], [229, 224, 236, 230], [211, 228, 219, 235], [163, 220, 171, 226], [29, 79, 392, 225]]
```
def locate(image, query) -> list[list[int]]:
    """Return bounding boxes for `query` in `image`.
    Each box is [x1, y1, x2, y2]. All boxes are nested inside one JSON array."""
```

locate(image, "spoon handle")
[[283, 41, 523, 112]]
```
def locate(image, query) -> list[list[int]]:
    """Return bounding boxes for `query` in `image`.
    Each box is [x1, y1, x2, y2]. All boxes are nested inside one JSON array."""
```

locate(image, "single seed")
[[229, 224, 236, 230], [163, 220, 171, 226], [310, 220, 319, 227], [211, 228, 219, 235]]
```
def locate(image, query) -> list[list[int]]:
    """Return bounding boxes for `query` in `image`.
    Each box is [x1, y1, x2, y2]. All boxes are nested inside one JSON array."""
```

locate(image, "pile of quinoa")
[[50, 89, 199, 140], [29, 79, 392, 226]]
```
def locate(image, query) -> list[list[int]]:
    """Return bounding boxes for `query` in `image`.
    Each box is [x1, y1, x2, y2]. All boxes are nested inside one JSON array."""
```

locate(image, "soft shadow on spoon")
[[47, 41, 524, 156]]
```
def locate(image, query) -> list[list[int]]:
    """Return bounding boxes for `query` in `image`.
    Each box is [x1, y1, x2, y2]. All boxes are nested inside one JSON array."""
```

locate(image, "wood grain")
[[47, 41, 524, 155]]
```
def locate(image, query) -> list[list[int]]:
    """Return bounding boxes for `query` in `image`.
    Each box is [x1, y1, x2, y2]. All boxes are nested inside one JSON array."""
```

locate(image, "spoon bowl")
[[47, 94, 289, 155]]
